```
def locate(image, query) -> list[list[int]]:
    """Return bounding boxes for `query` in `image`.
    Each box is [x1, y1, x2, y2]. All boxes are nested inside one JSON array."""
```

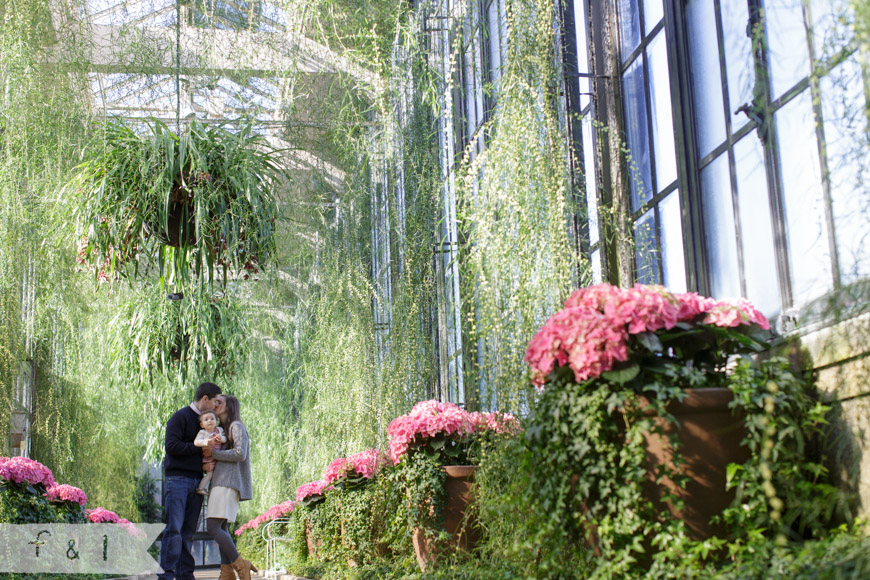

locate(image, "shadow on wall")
[[789, 285, 870, 522]]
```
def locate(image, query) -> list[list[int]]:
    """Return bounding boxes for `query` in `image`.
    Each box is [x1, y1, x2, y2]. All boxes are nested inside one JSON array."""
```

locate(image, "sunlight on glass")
[[582, 117, 599, 246], [766, 0, 811, 99], [644, 0, 664, 34], [722, 0, 754, 131], [660, 191, 686, 292], [821, 58, 870, 282], [648, 33, 677, 192], [688, 0, 726, 157], [619, 0, 642, 60], [776, 90, 833, 305], [701, 153, 741, 300], [623, 58, 653, 210], [734, 135, 781, 318]]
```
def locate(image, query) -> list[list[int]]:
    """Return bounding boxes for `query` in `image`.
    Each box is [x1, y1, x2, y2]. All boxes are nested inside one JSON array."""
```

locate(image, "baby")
[[194, 411, 227, 495]]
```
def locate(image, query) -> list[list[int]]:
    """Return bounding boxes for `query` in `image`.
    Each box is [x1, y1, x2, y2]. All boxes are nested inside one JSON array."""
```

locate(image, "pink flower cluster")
[[525, 283, 770, 387], [387, 400, 519, 462], [323, 449, 386, 483], [45, 484, 88, 506], [0, 456, 56, 488], [86, 507, 122, 523], [468, 411, 521, 435], [234, 500, 297, 536], [387, 400, 474, 463], [295, 479, 333, 502]]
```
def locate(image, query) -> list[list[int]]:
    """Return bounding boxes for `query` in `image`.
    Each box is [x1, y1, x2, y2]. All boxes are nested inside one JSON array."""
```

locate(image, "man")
[[158, 382, 222, 580]]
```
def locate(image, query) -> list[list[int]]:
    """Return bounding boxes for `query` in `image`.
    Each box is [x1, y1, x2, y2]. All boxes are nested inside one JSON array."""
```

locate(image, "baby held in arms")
[[194, 411, 226, 495]]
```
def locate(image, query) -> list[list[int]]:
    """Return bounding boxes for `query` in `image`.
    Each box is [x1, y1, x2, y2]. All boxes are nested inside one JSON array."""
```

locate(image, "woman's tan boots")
[[218, 564, 236, 580], [230, 555, 258, 580]]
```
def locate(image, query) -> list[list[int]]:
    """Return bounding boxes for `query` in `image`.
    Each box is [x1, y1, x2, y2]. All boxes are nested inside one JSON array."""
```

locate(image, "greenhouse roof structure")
[[49, 0, 380, 185]]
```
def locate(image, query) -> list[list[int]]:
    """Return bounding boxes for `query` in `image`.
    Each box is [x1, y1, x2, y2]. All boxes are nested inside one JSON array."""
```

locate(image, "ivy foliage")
[[470, 356, 851, 579]]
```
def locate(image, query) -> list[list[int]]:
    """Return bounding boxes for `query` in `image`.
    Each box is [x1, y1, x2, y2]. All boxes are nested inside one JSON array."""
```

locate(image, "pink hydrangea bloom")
[[526, 284, 770, 387], [387, 400, 476, 463], [86, 507, 120, 523], [295, 479, 332, 502], [45, 484, 88, 506], [468, 411, 521, 435], [235, 500, 297, 536], [324, 449, 387, 483], [0, 456, 56, 488]]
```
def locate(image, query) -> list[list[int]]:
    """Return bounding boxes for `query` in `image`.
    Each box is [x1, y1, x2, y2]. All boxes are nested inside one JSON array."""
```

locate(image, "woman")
[[206, 394, 256, 580]]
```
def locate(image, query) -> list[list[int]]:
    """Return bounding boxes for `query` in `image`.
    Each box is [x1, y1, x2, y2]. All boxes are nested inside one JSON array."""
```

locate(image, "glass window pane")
[[765, 0, 811, 99], [687, 0, 726, 157], [623, 57, 653, 210], [660, 191, 686, 292], [811, 0, 852, 62], [644, 0, 663, 33], [775, 89, 833, 305], [821, 58, 870, 282], [619, 0, 642, 60], [721, 0, 754, 131], [582, 117, 599, 245], [635, 209, 660, 284], [734, 135, 781, 318], [701, 153, 741, 299], [648, 32, 677, 191], [573, 0, 591, 108]]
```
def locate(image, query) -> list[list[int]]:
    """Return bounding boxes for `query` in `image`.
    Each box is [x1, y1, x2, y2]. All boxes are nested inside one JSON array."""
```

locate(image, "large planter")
[[639, 387, 750, 541], [304, 518, 321, 560], [412, 465, 479, 572]]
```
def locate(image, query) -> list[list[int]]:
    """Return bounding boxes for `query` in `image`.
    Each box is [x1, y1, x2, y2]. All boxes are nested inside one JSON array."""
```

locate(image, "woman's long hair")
[[221, 394, 242, 448]]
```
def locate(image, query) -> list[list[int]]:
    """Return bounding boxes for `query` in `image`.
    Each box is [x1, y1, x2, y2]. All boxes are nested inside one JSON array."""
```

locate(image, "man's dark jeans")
[[158, 475, 203, 580]]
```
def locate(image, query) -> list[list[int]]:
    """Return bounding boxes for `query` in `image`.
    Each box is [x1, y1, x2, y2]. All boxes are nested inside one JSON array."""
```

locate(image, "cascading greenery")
[[0, 0, 148, 519], [457, 0, 585, 413]]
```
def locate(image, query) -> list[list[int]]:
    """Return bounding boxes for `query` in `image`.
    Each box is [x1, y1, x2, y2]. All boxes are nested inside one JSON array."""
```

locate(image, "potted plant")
[[65, 118, 284, 284], [518, 283, 838, 575], [294, 479, 332, 560], [109, 284, 247, 386], [387, 400, 518, 571]]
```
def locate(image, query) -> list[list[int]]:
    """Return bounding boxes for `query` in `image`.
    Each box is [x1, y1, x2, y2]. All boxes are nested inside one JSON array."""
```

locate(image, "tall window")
[[563, 0, 603, 283], [570, 0, 869, 328], [685, 0, 867, 322], [618, 0, 686, 291]]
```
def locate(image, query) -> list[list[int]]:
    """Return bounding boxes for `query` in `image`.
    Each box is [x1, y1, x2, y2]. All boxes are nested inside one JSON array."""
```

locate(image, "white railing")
[[260, 518, 294, 577]]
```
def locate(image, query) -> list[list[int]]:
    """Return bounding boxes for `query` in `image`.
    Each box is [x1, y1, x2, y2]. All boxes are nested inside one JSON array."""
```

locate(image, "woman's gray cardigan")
[[210, 420, 253, 501]]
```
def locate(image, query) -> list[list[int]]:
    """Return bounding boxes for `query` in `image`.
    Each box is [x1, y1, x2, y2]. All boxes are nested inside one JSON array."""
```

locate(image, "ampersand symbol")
[[66, 539, 79, 560]]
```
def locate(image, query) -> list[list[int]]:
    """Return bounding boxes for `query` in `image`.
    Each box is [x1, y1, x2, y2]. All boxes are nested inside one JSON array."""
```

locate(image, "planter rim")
[[442, 465, 477, 478], [639, 387, 735, 415]]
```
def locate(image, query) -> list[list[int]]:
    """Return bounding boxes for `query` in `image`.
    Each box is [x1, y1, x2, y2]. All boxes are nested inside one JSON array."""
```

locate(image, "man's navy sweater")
[[164, 406, 203, 479]]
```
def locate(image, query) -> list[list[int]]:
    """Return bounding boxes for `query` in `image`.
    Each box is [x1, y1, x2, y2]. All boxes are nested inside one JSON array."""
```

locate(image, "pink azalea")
[[0, 456, 56, 488], [526, 284, 770, 387], [295, 479, 332, 502], [86, 507, 121, 523], [235, 500, 297, 536], [45, 484, 88, 506]]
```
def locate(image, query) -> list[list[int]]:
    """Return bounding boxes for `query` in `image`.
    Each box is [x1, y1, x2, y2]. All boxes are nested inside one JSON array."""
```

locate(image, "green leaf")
[[636, 331, 663, 353], [601, 364, 640, 385]]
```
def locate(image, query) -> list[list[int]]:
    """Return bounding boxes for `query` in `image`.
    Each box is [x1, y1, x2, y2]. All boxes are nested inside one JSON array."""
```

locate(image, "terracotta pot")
[[412, 465, 479, 572], [304, 518, 321, 560], [639, 387, 750, 541]]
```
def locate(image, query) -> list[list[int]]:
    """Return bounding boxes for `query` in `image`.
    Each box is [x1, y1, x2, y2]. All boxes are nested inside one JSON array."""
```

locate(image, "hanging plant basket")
[[65, 118, 285, 283], [111, 285, 247, 386]]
